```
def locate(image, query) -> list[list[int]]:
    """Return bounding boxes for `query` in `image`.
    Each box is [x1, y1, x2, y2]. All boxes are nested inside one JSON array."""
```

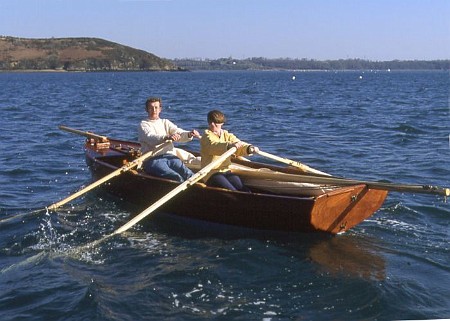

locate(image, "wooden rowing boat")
[[83, 137, 388, 234]]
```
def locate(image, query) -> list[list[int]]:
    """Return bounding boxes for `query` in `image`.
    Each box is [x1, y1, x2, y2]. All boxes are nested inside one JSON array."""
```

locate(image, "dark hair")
[[207, 110, 226, 124], [145, 97, 162, 112]]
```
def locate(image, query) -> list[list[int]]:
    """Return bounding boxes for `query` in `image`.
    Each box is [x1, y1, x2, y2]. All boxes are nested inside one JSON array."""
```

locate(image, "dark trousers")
[[207, 172, 250, 192]]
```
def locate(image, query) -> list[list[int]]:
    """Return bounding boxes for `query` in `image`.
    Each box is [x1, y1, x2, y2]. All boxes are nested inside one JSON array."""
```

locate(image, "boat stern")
[[310, 185, 388, 234]]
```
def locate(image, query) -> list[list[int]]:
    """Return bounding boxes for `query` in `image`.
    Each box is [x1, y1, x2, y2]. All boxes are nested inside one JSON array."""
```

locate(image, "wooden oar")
[[256, 150, 331, 176], [76, 147, 238, 250], [0, 141, 172, 226], [231, 167, 450, 196], [47, 141, 172, 211], [59, 125, 109, 142]]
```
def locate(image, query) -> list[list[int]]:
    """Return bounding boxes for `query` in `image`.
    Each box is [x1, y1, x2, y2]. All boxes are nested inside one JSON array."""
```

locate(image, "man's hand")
[[167, 133, 181, 141], [247, 145, 259, 154], [189, 129, 201, 139], [231, 141, 245, 149]]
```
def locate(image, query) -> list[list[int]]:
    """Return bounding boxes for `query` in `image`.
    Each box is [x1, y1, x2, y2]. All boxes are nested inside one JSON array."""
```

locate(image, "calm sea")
[[0, 70, 449, 320]]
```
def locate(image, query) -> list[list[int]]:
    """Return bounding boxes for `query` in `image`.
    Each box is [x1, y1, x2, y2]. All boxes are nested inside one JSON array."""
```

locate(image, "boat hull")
[[85, 139, 388, 234]]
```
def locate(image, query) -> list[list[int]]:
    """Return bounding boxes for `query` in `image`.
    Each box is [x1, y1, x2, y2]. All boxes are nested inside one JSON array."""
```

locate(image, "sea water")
[[0, 70, 449, 320]]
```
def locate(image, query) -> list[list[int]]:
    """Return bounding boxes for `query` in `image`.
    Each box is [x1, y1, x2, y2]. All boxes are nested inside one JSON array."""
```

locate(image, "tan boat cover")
[[176, 148, 337, 196]]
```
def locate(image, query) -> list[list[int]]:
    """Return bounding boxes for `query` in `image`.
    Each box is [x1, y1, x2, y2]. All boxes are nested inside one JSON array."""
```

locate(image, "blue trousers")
[[143, 154, 193, 182], [206, 172, 250, 192]]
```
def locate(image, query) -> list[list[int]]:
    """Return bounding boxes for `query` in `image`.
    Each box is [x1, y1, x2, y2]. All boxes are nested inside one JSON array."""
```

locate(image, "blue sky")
[[1, 0, 449, 60]]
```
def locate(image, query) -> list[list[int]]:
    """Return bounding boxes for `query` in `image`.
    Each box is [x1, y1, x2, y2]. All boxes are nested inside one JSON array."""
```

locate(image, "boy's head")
[[207, 110, 226, 124]]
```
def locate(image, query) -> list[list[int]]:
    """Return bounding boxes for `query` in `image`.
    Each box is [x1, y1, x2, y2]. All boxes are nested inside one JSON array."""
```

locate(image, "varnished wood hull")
[[85, 139, 388, 234]]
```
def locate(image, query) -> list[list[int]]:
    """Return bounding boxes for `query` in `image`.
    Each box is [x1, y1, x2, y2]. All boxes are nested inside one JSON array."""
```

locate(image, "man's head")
[[146, 97, 162, 120]]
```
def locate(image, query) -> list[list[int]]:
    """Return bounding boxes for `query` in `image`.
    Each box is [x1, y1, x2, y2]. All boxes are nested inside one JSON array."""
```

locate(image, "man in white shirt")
[[138, 97, 200, 182]]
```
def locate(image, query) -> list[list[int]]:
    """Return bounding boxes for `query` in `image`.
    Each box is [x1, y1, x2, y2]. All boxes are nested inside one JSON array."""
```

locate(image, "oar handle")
[[59, 125, 109, 142]]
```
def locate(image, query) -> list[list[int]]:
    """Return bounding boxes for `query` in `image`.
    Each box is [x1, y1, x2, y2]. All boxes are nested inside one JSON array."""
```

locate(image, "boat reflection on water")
[[144, 212, 386, 282], [308, 234, 386, 281]]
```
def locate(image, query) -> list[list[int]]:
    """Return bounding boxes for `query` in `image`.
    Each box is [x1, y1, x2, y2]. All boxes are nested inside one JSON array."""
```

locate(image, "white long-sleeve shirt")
[[138, 118, 192, 155]]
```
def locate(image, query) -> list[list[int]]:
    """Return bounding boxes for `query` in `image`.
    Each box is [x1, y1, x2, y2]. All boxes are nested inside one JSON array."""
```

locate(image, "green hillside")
[[0, 36, 182, 71]]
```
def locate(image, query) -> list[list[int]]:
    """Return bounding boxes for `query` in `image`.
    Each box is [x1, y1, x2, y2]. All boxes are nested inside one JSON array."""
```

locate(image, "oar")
[[230, 167, 450, 196], [75, 147, 238, 250], [49, 125, 171, 210], [255, 150, 331, 176], [47, 140, 172, 211], [301, 175, 449, 196], [0, 141, 172, 225], [59, 125, 109, 142]]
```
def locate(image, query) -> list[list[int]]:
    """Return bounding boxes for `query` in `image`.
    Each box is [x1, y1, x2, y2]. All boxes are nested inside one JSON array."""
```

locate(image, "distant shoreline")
[[0, 69, 69, 73], [171, 57, 449, 71], [0, 69, 181, 73], [1, 68, 447, 73], [2, 36, 448, 72]]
